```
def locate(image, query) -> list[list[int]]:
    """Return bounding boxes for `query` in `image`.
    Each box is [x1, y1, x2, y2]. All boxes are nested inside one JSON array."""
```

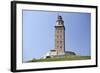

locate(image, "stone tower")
[[55, 15, 65, 55]]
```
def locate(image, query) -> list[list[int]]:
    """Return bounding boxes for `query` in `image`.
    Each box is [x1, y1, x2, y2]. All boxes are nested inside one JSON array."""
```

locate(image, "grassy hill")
[[27, 56, 91, 62]]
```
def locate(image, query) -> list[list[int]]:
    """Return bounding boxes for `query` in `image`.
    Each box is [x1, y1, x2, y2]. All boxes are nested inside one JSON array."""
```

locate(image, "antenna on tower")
[[57, 12, 60, 17], [56, 12, 58, 21]]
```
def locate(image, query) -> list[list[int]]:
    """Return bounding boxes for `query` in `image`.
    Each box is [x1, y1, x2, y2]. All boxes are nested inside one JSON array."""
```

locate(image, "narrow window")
[[60, 41, 62, 44], [57, 45, 59, 48], [57, 41, 59, 43]]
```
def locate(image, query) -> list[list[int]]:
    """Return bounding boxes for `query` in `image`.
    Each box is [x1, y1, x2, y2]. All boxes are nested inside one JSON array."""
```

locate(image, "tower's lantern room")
[[56, 15, 64, 26]]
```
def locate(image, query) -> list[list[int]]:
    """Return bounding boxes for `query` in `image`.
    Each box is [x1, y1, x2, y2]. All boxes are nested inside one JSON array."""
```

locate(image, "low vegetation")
[[27, 56, 91, 62]]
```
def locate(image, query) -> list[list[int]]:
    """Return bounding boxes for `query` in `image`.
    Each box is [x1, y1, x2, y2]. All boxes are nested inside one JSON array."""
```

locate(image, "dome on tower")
[[56, 15, 64, 26], [57, 15, 62, 20]]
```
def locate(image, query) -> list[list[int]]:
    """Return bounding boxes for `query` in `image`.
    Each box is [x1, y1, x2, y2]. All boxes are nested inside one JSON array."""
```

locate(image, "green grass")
[[27, 56, 91, 63]]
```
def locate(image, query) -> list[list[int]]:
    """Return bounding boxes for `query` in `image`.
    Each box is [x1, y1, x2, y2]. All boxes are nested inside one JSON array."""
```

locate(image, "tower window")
[[60, 41, 62, 44], [60, 46, 62, 48], [57, 45, 59, 48]]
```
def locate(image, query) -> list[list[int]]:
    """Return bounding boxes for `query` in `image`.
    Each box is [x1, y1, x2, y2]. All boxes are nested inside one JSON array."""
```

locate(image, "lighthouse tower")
[[55, 15, 65, 55], [42, 15, 76, 59]]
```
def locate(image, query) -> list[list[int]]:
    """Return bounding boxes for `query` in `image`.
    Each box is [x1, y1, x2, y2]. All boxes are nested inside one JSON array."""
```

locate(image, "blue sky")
[[22, 10, 91, 62]]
